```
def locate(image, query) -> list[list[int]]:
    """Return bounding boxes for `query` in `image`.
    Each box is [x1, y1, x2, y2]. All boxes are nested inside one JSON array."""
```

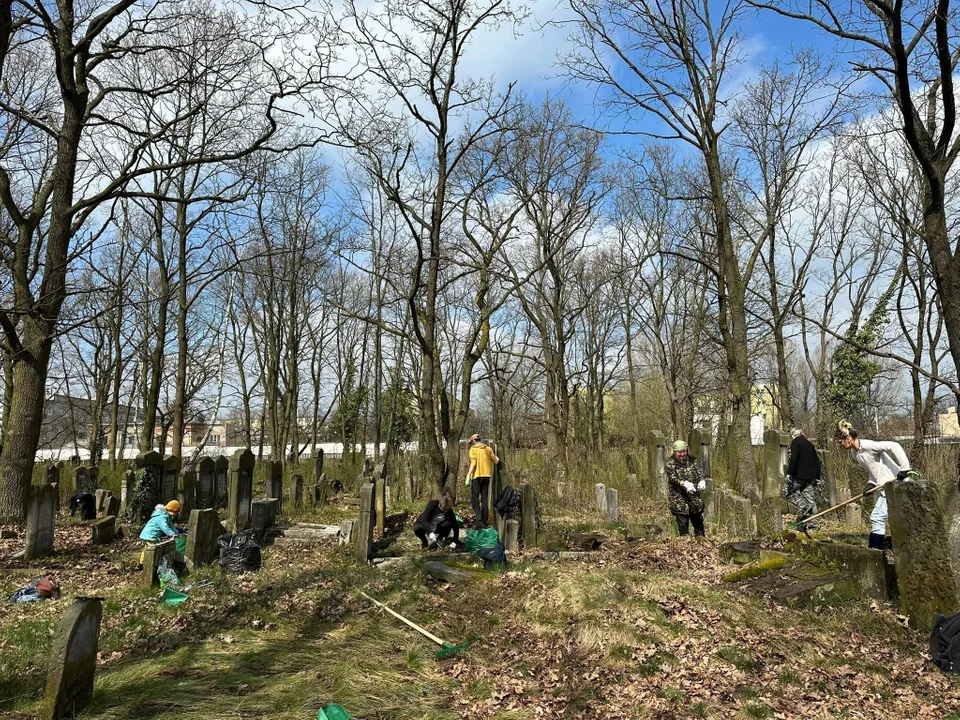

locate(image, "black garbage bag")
[[217, 530, 261, 573], [476, 542, 508, 570]]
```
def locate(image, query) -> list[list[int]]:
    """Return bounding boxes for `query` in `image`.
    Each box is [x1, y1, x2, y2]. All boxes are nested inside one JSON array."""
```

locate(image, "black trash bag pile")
[[217, 530, 261, 573]]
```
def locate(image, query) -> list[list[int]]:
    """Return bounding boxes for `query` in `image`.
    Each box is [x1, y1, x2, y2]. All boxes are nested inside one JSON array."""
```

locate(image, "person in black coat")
[[785, 428, 822, 523], [413, 487, 459, 549]]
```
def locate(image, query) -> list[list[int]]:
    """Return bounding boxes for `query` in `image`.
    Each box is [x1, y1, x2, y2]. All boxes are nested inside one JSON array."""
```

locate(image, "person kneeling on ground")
[[666, 440, 706, 537], [138, 500, 184, 570], [413, 488, 459, 549]]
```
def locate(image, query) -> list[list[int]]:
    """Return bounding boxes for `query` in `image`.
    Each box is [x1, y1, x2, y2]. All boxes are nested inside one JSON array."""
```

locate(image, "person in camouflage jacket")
[[666, 440, 706, 536]]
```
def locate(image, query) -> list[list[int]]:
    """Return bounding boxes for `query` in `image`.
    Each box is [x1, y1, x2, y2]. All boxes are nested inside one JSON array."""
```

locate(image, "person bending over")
[[138, 499, 184, 569], [413, 488, 459, 549]]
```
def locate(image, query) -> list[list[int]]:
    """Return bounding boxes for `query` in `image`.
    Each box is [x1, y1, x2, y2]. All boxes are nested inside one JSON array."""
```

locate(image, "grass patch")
[[719, 645, 760, 673], [742, 702, 774, 718], [777, 669, 802, 686]]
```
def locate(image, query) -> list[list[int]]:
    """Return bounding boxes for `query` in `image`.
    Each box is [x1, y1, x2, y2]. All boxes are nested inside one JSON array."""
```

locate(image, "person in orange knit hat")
[[137, 500, 184, 570]]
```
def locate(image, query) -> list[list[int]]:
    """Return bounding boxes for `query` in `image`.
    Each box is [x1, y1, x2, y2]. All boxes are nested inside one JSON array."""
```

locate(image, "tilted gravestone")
[[214, 456, 229, 507], [521, 483, 537, 549], [94, 489, 111, 518], [355, 482, 375, 563], [294, 474, 304, 510], [185, 509, 222, 570], [266, 460, 283, 514], [105, 495, 120, 519], [26, 484, 57, 560], [41, 598, 103, 720], [91, 515, 116, 545], [227, 449, 255, 532], [45, 463, 60, 485], [314, 472, 328, 506], [161, 455, 180, 504], [606, 488, 619, 523], [134, 451, 163, 518], [141, 538, 177, 588], [313, 449, 324, 483], [887, 478, 960, 632], [196, 457, 215, 508], [595, 483, 607, 514], [645, 430, 667, 500]]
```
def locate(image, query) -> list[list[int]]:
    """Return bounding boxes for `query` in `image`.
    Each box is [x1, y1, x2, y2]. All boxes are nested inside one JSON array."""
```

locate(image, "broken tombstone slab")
[[424, 560, 482, 584]]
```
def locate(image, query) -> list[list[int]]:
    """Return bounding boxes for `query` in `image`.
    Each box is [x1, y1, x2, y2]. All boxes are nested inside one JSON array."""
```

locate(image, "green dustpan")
[[318, 705, 352, 720], [162, 588, 189, 606]]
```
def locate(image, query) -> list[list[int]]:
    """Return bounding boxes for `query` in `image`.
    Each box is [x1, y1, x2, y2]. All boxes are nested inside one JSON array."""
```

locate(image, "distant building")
[[39, 394, 141, 452], [940, 407, 960, 438]]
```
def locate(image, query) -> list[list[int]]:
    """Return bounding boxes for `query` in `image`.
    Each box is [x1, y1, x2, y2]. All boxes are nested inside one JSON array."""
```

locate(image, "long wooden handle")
[[360, 592, 447, 647], [800, 484, 882, 525]]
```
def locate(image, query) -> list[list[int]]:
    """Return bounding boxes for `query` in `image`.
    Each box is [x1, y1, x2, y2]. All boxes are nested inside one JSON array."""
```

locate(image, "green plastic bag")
[[175, 536, 187, 554], [465, 527, 499, 552], [454, 511, 464, 528], [162, 588, 189, 606], [318, 704, 353, 720]]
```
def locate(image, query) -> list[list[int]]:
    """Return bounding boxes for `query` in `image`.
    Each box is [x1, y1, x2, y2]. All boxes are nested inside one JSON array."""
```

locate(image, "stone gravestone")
[[94, 489, 110, 517], [520, 483, 537, 549], [161, 455, 180, 503], [266, 460, 283, 515], [141, 538, 177, 588], [757, 429, 784, 536], [134, 451, 163, 519], [74, 466, 89, 496], [887, 478, 960, 632], [185, 509, 222, 570], [196, 457, 215, 508], [180, 470, 197, 517], [595, 483, 607, 514], [26, 484, 57, 560], [120, 470, 136, 516], [251, 498, 280, 543], [41, 598, 103, 720], [355, 482, 375, 563], [91, 515, 116, 545], [313, 449, 324, 483], [374, 478, 385, 535], [45, 463, 60, 485], [227, 449, 255, 532], [606, 488, 619, 523], [689, 427, 711, 478], [625, 452, 639, 476], [504, 519, 520, 552], [214, 456, 229, 507], [294, 474, 304, 510], [105, 495, 120, 518], [645, 430, 667, 499], [314, 473, 328, 506]]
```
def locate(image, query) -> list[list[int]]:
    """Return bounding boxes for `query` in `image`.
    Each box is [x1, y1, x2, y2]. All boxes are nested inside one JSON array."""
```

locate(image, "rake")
[[359, 591, 471, 659], [787, 471, 921, 533]]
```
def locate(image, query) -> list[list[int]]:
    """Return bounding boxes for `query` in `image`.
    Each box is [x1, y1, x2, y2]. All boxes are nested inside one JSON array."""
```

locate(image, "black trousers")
[[471, 476, 491, 527], [414, 519, 455, 547], [673, 512, 705, 537]]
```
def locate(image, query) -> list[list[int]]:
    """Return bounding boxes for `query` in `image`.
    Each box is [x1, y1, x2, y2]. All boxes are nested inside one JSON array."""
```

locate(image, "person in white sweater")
[[835, 420, 913, 549]]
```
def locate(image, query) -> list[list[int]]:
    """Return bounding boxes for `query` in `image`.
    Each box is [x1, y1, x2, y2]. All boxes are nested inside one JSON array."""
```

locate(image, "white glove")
[[448, 542, 457, 549], [427, 532, 437, 543], [697, 480, 706, 491], [683, 481, 696, 493]]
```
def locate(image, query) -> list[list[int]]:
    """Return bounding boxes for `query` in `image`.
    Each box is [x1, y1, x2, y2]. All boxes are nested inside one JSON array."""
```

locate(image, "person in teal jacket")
[[138, 500, 183, 569]]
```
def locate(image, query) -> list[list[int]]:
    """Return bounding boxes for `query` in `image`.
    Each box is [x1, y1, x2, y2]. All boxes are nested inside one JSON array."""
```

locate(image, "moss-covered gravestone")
[[42, 598, 102, 720], [887, 478, 960, 632], [26, 484, 57, 560], [227, 449, 254, 532]]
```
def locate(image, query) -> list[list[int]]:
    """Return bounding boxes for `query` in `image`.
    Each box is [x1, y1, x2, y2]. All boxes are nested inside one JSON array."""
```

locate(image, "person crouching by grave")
[[137, 500, 184, 570], [784, 428, 822, 527], [413, 487, 459, 550], [835, 420, 912, 550], [666, 440, 706, 537], [466, 434, 499, 528]]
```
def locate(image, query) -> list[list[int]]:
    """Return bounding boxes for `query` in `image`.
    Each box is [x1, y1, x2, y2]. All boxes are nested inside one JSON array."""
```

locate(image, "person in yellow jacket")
[[466, 434, 499, 528]]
